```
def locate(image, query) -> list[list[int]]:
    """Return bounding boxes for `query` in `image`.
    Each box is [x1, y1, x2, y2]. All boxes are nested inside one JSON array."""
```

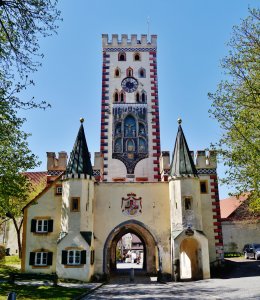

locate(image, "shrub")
[[0, 245, 6, 261]]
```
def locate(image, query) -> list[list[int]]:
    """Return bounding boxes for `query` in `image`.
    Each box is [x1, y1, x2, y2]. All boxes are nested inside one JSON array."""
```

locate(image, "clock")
[[121, 77, 138, 93]]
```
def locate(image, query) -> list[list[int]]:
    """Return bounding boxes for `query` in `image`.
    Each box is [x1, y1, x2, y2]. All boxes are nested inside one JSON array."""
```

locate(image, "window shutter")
[[80, 250, 86, 264], [61, 250, 67, 265], [47, 252, 53, 266], [31, 219, 36, 232], [29, 252, 35, 265], [48, 220, 53, 232]]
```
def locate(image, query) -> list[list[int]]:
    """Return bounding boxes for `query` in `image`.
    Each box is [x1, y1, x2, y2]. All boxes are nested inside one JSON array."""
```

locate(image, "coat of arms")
[[121, 193, 142, 216]]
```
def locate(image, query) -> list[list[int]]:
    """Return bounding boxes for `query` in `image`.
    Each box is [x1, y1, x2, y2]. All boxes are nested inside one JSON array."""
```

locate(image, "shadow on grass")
[[0, 283, 89, 300]]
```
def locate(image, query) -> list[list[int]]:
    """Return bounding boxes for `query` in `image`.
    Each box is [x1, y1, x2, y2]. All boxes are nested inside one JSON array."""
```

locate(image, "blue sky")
[[19, 0, 259, 199]]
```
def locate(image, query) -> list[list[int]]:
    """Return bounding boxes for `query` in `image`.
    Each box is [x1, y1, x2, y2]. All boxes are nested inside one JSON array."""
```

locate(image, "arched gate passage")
[[103, 220, 159, 275]]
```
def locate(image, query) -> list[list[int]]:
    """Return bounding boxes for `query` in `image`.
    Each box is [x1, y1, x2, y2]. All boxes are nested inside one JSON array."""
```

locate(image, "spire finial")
[[177, 117, 182, 125], [80, 117, 84, 123]]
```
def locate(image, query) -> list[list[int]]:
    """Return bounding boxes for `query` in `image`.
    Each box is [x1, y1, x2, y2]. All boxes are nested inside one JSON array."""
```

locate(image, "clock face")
[[121, 77, 138, 93]]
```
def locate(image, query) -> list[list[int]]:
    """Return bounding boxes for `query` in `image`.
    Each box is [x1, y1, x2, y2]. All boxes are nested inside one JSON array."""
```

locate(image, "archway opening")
[[180, 238, 202, 280], [103, 221, 158, 276], [116, 233, 144, 270]]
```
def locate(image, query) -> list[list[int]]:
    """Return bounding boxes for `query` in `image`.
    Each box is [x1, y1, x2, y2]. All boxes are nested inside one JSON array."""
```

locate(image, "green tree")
[[209, 8, 260, 212]]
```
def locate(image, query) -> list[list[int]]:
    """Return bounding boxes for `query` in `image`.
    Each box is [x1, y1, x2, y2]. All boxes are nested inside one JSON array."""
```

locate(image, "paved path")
[[82, 258, 260, 300]]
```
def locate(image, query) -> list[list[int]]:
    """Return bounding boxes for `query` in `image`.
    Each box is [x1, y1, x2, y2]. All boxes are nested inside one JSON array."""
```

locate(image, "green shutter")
[[31, 219, 36, 232], [29, 252, 35, 265], [81, 250, 86, 264], [61, 250, 67, 264], [47, 252, 53, 265], [48, 220, 53, 232]]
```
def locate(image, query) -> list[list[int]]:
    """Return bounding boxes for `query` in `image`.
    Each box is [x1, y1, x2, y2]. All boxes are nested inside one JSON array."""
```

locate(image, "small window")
[[200, 181, 208, 194], [90, 250, 95, 265], [35, 252, 48, 266], [114, 91, 119, 102], [118, 52, 126, 61], [114, 68, 120, 77], [136, 92, 140, 102], [184, 197, 192, 210], [62, 249, 86, 266], [126, 67, 133, 77], [141, 91, 146, 103], [68, 250, 81, 265], [120, 91, 125, 102], [134, 53, 141, 61], [36, 220, 48, 233], [138, 68, 146, 78], [31, 219, 53, 233], [29, 251, 53, 266], [56, 185, 62, 195], [71, 197, 80, 212]]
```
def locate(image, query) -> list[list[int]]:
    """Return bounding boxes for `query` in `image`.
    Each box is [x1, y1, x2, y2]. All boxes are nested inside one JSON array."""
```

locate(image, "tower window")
[[200, 181, 208, 194], [136, 92, 140, 102], [114, 91, 119, 102], [184, 197, 192, 210], [118, 52, 126, 61], [141, 91, 147, 103], [71, 197, 80, 212], [126, 67, 133, 77], [134, 53, 141, 61], [120, 91, 125, 102], [114, 68, 120, 77], [138, 68, 146, 78]]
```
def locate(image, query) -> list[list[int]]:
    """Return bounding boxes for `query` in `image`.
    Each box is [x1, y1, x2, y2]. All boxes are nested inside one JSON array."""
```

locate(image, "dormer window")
[[118, 52, 126, 61], [126, 67, 133, 77], [134, 53, 141, 61]]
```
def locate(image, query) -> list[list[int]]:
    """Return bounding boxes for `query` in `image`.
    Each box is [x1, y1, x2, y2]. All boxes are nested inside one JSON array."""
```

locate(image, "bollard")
[[7, 292, 16, 300]]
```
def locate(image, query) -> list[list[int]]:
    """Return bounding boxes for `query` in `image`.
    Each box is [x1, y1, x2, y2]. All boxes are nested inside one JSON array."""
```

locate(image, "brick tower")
[[100, 34, 161, 182]]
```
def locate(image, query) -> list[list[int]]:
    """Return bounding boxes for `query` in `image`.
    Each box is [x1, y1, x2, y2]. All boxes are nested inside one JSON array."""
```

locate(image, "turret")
[[169, 119, 202, 231]]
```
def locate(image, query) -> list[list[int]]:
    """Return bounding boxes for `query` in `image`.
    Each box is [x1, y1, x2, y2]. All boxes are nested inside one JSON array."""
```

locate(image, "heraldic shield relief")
[[121, 193, 142, 216]]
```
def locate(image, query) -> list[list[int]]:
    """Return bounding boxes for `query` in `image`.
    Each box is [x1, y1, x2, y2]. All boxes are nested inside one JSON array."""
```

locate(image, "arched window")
[[134, 53, 141, 61], [138, 68, 146, 78], [141, 91, 147, 103], [118, 52, 126, 61], [114, 90, 119, 102], [120, 91, 125, 102], [115, 123, 121, 135], [114, 68, 120, 77], [135, 92, 140, 102], [126, 67, 133, 77]]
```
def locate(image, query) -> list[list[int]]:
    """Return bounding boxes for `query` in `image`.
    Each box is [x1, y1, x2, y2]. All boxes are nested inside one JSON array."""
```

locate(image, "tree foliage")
[[209, 8, 260, 212], [0, 0, 61, 79]]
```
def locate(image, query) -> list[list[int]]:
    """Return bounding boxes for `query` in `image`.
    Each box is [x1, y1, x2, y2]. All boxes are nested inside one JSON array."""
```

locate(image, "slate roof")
[[66, 120, 93, 177], [170, 120, 198, 177]]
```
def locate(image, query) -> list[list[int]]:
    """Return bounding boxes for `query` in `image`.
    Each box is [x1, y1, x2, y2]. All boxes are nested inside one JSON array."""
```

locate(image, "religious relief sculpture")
[[121, 192, 142, 216], [112, 107, 148, 173]]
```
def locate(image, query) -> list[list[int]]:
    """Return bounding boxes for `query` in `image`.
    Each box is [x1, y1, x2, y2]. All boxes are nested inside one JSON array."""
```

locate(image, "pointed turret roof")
[[66, 118, 93, 178], [170, 119, 198, 177]]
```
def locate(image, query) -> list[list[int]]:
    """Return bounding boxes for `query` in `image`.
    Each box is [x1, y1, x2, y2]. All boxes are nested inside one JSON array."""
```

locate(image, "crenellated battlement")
[[194, 150, 217, 169], [102, 34, 157, 48]]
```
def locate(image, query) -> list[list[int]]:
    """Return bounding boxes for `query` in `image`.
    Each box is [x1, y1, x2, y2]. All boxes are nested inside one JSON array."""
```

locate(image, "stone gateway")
[[21, 34, 223, 281]]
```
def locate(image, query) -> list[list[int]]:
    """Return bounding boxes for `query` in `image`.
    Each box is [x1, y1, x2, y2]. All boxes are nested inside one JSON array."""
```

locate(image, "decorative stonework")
[[121, 192, 142, 216]]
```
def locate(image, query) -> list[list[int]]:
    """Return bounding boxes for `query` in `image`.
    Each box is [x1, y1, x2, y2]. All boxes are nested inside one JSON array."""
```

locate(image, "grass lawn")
[[0, 283, 89, 300], [0, 258, 90, 299]]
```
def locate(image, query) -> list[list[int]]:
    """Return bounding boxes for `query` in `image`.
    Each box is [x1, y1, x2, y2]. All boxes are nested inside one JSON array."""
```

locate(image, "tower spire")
[[170, 119, 198, 177], [66, 118, 93, 178]]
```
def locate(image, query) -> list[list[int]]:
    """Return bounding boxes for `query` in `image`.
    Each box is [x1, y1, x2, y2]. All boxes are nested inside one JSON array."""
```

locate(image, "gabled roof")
[[220, 193, 259, 221], [65, 119, 93, 178], [170, 119, 198, 177], [23, 172, 47, 186]]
